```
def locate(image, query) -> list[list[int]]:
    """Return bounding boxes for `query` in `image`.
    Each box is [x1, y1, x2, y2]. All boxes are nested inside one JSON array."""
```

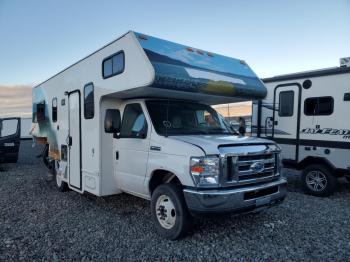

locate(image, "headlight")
[[190, 156, 220, 187]]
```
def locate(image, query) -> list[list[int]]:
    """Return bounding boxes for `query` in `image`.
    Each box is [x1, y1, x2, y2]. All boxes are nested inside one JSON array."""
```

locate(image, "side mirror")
[[238, 118, 246, 136], [105, 109, 121, 134]]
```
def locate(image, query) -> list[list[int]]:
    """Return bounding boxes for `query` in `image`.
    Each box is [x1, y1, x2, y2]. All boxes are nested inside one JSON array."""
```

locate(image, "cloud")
[[0, 85, 32, 118]]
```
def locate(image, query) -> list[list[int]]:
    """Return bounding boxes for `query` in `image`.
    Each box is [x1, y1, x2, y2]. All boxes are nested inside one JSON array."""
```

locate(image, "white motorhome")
[[31, 31, 286, 239], [252, 59, 350, 197]]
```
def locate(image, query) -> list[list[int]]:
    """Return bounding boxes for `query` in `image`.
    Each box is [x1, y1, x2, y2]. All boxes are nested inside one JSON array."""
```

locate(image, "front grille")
[[226, 153, 278, 183]]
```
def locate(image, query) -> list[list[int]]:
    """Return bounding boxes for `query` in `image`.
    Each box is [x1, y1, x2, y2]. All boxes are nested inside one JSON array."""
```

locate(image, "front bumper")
[[183, 178, 287, 214]]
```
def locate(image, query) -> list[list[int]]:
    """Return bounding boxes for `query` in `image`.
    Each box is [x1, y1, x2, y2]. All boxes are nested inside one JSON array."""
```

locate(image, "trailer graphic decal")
[[31, 87, 60, 156], [301, 128, 350, 139]]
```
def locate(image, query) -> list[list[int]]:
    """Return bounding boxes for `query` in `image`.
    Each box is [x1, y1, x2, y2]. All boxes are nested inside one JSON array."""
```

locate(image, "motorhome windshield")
[[146, 100, 233, 136]]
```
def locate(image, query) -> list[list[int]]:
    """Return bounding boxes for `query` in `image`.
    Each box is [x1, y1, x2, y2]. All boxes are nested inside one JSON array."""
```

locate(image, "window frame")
[[304, 96, 334, 116], [120, 103, 148, 139], [52, 97, 58, 122], [84, 82, 95, 119], [278, 90, 295, 117], [102, 51, 125, 79]]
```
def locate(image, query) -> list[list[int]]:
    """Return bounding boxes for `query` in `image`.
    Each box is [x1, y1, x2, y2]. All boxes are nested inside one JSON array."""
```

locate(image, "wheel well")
[[149, 170, 181, 195], [297, 157, 341, 176]]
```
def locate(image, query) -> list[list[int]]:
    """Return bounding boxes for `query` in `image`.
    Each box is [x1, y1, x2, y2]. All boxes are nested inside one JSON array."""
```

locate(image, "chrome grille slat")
[[238, 166, 275, 176], [237, 158, 275, 165]]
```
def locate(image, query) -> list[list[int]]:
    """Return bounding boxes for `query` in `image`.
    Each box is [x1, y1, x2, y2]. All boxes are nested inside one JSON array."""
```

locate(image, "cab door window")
[[120, 104, 148, 138], [0, 119, 19, 137]]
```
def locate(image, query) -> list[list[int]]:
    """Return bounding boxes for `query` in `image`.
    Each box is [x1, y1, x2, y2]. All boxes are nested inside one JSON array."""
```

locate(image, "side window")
[[102, 51, 125, 79], [344, 93, 350, 101], [84, 83, 94, 119], [52, 98, 57, 122], [0, 119, 18, 137], [304, 96, 334, 116], [120, 104, 148, 138], [279, 91, 294, 117]]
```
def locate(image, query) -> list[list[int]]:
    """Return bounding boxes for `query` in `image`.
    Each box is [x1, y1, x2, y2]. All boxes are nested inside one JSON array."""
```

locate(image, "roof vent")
[[340, 57, 350, 67]]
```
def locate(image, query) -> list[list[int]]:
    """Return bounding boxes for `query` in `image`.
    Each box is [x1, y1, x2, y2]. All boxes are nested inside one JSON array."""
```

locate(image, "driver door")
[[0, 117, 21, 163], [115, 103, 150, 196]]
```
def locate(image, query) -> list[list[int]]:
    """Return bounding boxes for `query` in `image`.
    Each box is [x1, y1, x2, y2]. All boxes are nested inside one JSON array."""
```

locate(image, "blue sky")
[[0, 0, 349, 86]]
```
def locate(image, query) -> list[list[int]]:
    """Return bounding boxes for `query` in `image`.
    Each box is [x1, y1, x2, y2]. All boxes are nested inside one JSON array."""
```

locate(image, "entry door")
[[273, 84, 300, 161], [68, 91, 82, 189], [115, 103, 150, 195], [0, 118, 21, 163]]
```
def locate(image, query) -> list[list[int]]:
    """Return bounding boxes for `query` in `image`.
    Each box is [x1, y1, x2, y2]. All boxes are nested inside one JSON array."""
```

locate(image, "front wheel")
[[301, 164, 336, 197], [151, 183, 192, 240]]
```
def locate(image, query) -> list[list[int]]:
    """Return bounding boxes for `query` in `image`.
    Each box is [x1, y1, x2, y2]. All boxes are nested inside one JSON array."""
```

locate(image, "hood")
[[170, 135, 274, 155]]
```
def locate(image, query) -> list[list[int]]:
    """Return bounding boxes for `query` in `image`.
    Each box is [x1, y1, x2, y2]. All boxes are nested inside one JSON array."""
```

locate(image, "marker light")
[[138, 34, 148, 40]]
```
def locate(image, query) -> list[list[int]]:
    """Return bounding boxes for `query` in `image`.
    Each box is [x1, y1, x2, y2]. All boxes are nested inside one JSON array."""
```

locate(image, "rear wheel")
[[151, 183, 192, 240], [54, 161, 68, 192], [302, 164, 336, 197]]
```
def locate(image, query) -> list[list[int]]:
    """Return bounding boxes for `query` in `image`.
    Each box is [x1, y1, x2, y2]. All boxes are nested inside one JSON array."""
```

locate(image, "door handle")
[[116, 151, 119, 160], [66, 136, 72, 146]]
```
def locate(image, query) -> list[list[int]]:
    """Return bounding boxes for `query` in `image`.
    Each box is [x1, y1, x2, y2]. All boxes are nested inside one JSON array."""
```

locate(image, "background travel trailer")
[[252, 58, 350, 196]]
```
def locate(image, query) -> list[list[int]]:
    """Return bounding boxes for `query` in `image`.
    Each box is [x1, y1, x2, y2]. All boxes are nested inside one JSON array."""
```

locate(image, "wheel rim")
[[155, 195, 176, 229], [306, 170, 327, 192]]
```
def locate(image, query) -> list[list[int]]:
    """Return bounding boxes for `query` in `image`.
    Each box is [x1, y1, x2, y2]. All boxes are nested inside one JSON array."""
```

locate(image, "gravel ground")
[[1, 140, 350, 261]]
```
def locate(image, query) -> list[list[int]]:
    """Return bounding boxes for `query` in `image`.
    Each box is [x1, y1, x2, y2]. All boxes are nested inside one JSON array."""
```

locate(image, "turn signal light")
[[138, 34, 148, 40], [191, 166, 204, 174]]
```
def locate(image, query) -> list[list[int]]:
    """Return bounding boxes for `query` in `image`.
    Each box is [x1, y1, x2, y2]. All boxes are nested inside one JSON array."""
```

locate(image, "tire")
[[54, 161, 69, 192], [301, 164, 336, 197], [151, 183, 192, 240]]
